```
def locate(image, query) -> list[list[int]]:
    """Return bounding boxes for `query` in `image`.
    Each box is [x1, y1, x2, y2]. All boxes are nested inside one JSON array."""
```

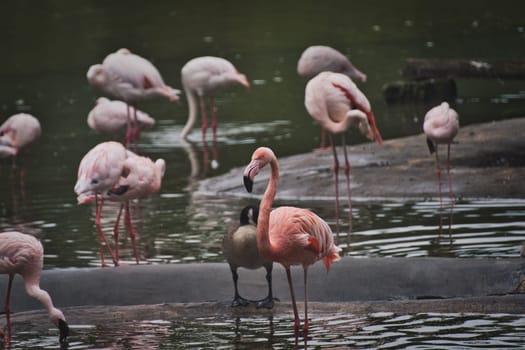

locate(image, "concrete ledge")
[[3, 257, 524, 313]]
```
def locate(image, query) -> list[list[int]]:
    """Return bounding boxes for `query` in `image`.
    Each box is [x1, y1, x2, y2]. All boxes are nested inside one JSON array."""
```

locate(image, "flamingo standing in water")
[[304, 71, 383, 237], [297, 45, 368, 149], [87, 48, 179, 147], [243, 147, 341, 350], [180, 56, 250, 143], [0, 231, 69, 345], [75, 141, 130, 266], [0, 113, 41, 159], [423, 102, 459, 236], [87, 97, 155, 144], [80, 154, 166, 265], [222, 204, 275, 309]]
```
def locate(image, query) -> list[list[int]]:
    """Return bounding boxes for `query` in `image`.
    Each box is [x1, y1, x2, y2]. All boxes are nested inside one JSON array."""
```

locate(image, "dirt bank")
[[197, 118, 525, 201]]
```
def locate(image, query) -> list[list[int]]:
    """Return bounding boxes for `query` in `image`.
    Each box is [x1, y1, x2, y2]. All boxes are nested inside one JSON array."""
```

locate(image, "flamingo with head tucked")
[[304, 71, 383, 238], [222, 204, 275, 309], [87, 97, 155, 144], [180, 56, 250, 143], [243, 147, 341, 350], [0, 231, 69, 345], [423, 102, 459, 236], [0, 113, 41, 158], [87, 48, 179, 147]]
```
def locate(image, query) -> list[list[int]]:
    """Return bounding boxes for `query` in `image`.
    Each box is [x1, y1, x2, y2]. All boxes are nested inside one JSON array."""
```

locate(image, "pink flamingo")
[[297, 45, 368, 150], [0, 113, 41, 158], [180, 56, 250, 143], [423, 102, 459, 236], [85, 154, 166, 264], [243, 147, 341, 350], [87, 48, 179, 147], [0, 231, 69, 345], [222, 204, 275, 309], [304, 71, 383, 237], [75, 141, 131, 266], [87, 97, 155, 144]]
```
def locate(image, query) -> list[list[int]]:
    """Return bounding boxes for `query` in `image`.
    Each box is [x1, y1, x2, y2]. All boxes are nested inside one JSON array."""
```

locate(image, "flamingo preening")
[[0, 231, 69, 345], [243, 147, 341, 350], [222, 204, 275, 309], [304, 71, 383, 238]]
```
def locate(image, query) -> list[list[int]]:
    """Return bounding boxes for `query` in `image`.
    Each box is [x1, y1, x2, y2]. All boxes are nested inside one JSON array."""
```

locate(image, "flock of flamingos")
[[0, 45, 459, 348]]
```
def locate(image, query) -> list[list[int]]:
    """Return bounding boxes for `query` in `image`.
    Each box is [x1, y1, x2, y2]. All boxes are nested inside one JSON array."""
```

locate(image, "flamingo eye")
[[91, 179, 99, 185]]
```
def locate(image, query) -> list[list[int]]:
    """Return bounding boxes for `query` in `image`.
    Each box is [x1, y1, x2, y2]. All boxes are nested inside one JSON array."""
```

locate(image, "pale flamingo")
[[180, 56, 250, 143], [0, 113, 41, 158], [0, 231, 69, 345], [87, 97, 155, 144], [298, 45, 368, 149], [243, 147, 341, 350], [423, 102, 459, 237], [87, 48, 179, 147], [222, 204, 275, 309], [74, 141, 131, 266], [304, 71, 383, 238], [79, 154, 166, 264]]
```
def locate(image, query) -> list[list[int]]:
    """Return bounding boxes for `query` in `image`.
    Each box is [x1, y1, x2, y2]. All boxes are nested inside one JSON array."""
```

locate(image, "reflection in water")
[[7, 312, 525, 349]]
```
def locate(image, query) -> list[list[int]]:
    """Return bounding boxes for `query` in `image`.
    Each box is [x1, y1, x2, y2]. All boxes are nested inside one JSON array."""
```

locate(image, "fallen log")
[[382, 78, 457, 104], [402, 58, 525, 80]]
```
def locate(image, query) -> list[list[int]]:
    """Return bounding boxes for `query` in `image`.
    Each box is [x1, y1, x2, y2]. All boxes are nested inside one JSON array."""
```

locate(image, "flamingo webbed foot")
[[231, 295, 250, 307], [255, 296, 278, 309]]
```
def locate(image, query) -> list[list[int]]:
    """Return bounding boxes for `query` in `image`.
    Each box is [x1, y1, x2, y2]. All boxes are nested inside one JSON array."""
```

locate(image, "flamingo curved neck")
[[25, 281, 57, 320], [257, 157, 279, 258], [181, 86, 198, 140]]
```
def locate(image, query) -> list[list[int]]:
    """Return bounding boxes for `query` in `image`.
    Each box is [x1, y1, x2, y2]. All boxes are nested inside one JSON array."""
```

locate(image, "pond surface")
[[1, 1, 524, 268], [7, 311, 525, 349]]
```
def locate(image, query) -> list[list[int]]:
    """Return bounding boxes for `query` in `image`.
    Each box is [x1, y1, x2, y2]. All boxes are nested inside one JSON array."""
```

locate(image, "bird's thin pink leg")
[[132, 106, 139, 152], [285, 267, 300, 350], [210, 96, 218, 144], [330, 135, 340, 240], [314, 128, 328, 153], [434, 147, 444, 238], [125, 104, 132, 148], [125, 202, 140, 264], [342, 134, 353, 239], [95, 196, 118, 267], [113, 203, 125, 265], [446, 144, 455, 240], [303, 267, 309, 350], [3, 274, 14, 343], [200, 96, 208, 142]]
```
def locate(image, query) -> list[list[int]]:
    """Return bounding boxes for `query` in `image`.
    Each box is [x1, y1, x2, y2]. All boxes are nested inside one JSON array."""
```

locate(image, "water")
[[7, 311, 525, 349]]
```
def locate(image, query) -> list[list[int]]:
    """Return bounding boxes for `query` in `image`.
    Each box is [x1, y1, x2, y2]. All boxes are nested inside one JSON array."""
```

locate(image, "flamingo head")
[[243, 147, 275, 193], [86, 64, 108, 89], [235, 72, 250, 88], [49, 308, 69, 345]]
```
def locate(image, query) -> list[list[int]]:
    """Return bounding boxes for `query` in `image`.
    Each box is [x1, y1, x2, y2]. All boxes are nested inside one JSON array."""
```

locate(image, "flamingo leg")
[[446, 144, 455, 240], [113, 203, 125, 265], [125, 104, 133, 148], [285, 267, 300, 350], [303, 267, 309, 350], [3, 274, 14, 343], [199, 95, 208, 142], [210, 97, 219, 169], [95, 196, 118, 267], [434, 146, 444, 238], [342, 134, 353, 240], [124, 202, 140, 264], [329, 135, 340, 240], [132, 105, 139, 152]]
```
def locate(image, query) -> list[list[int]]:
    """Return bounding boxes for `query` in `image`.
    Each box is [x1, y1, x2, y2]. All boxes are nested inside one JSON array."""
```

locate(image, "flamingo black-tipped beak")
[[59, 319, 70, 345], [243, 176, 253, 193]]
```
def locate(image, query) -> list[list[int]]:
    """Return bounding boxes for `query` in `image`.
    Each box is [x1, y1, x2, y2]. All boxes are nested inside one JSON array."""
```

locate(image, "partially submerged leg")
[[342, 134, 353, 241], [330, 135, 340, 241], [285, 267, 300, 350], [124, 202, 140, 264], [200, 96, 208, 142]]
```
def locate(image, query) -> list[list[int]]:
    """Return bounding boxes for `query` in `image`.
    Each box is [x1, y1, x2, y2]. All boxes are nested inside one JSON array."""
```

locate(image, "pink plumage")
[[243, 146, 340, 349], [304, 71, 383, 237], [0, 113, 41, 157], [297, 45, 367, 82], [87, 97, 155, 136], [0, 231, 69, 344], [180, 56, 250, 141]]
